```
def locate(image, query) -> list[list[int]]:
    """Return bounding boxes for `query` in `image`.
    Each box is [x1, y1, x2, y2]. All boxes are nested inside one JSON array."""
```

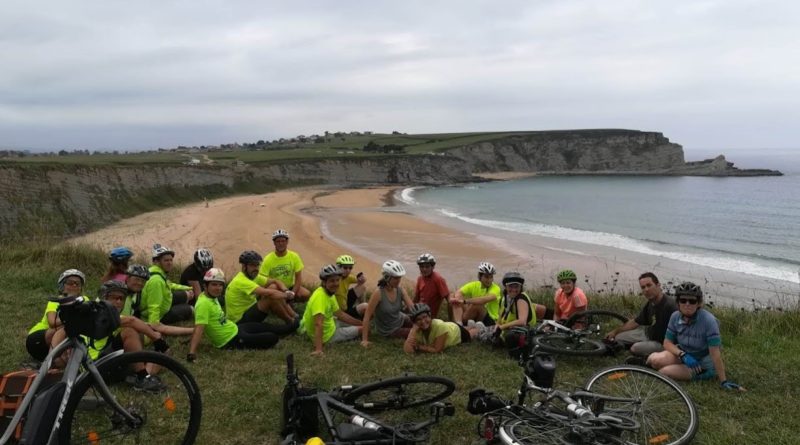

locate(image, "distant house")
[[183, 158, 201, 165]]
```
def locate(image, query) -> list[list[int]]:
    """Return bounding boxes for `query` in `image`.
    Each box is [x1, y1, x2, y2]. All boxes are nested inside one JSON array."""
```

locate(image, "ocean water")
[[399, 169, 800, 286]]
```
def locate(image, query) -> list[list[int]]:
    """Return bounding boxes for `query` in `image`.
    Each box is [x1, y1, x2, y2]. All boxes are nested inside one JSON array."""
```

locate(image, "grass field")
[[1, 243, 798, 444]]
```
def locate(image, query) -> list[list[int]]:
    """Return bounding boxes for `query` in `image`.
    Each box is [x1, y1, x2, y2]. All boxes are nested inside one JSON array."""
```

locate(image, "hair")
[[638, 272, 660, 285]]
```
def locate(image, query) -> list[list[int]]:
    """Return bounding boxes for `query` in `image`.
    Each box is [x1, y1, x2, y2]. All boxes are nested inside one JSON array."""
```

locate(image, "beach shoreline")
[[70, 183, 798, 309]]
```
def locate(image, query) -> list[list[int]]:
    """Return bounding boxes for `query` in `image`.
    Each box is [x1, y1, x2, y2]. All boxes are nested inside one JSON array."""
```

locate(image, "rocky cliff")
[[0, 130, 781, 239]]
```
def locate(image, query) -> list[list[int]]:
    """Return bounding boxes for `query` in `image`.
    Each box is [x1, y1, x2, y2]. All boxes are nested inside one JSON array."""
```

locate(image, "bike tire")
[[342, 375, 455, 411], [532, 333, 607, 356], [498, 417, 627, 445], [564, 310, 628, 339], [582, 365, 699, 445], [60, 351, 202, 445]]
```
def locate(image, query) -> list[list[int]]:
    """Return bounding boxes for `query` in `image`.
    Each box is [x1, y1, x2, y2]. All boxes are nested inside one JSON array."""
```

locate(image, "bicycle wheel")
[[498, 417, 627, 445], [60, 351, 202, 444], [532, 333, 607, 356], [564, 310, 628, 339], [342, 375, 455, 411], [582, 365, 698, 445]]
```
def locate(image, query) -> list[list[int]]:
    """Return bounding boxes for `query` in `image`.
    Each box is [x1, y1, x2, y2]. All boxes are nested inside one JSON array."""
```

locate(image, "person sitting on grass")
[[123, 264, 150, 318], [187, 268, 290, 363], [25, 269, 84, 362], [180, 247, 215, 303], [360, 260, 415, 347], [449, 262, 502, 327], [225, 250, 299, 324], [605, 272, 677, 363], [301, 265, 363, 356], [259, 229, 311, 301], [413, 253, 451, 321], [101, 246, 134, 282], [404, 303, 479, 354], [335, 254, 368, 319], [647, 282, 745, 391], [140, 244, 195, 335], [494, 272, 546, 340], [553, 269, 588, 322]]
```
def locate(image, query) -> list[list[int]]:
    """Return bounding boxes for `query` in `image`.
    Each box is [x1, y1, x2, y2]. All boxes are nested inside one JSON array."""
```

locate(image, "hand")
[[720, 380, 746, 391], [356, 272, 366, 284], [311, 350, 324, 357], [186, 353, 196, 363], [153, 338, 170, 353], [360, 340, 371, 348], [680, 352, 701, 372], [285, 290, 295, 301], [185, 290, 195, 300]]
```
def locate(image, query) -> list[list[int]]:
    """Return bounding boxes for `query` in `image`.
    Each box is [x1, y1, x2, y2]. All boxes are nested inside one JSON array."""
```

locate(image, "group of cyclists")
[[25, 227, 743, 394]]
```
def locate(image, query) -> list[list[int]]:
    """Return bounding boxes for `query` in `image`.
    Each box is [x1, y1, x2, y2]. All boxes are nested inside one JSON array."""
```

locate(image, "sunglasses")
[[64, 280, 82, 286], [678, 298, 699, 305]]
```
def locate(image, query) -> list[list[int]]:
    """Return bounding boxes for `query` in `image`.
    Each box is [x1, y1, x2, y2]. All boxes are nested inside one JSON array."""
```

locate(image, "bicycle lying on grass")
[[281, 354, 455, 444], [0, 296, 201, 445], [526, 310, 627, 357], [468, 346, 698, 445]]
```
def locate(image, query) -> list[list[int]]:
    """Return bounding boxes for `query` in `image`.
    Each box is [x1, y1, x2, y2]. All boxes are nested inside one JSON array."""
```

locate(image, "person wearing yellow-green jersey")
[[334, 254, 368, 319], [188, 268, 289, 363], [301, 265, 362, 356], [25, 269, 85, 361], [404, 303, 478, 354], [450, 262, 502, 326], [139, 244, 194, 336], [258, 229, 311, 300], [225, 250, 299, 325]]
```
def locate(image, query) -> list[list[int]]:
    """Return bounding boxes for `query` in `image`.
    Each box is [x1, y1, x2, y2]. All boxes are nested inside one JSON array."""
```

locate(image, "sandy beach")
[[71, 185, 797, 308]]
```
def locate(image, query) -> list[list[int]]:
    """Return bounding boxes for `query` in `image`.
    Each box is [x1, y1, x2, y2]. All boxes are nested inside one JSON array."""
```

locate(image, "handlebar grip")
[[286, 353, 294, 375]]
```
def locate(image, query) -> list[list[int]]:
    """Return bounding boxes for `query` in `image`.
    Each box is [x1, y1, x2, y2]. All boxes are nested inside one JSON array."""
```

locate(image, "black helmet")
[[125, 264, 150, 280], [239, 250, 263, 265], [101, 280, 128, 298], [409, 303, 432, 321], [502, 272, 525, 287], [674, 282, 703, 300], [193, 248, 214, 270]]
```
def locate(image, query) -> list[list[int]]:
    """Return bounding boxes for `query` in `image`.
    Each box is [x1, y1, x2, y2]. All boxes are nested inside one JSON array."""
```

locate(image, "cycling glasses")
[[678, 298, 699, 305]]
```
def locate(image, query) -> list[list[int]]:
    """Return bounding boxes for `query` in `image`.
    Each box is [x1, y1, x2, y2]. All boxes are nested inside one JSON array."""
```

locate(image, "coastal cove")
[[71, 177, 798, 309]]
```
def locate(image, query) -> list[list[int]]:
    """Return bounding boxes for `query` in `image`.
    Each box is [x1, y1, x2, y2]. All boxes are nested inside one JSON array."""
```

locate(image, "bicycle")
[[468, 347, 698, 445], [0, 296, 202, 445], [280, 354, 455, 444], [528, 315, 625, 357]]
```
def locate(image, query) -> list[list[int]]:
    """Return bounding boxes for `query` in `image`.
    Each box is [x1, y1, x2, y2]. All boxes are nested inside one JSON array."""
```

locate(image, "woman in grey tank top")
[[361, 260, 415, 347]]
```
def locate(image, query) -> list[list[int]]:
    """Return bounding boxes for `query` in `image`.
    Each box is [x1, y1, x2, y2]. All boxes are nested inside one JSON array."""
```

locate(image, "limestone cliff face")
[[0, 130, 781, 239]]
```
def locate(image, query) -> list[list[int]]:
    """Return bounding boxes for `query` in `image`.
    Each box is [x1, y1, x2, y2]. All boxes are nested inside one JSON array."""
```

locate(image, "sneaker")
[[475, 322, 495, 343], [467, 320, 476, 329], [624, 356, 646, 366], [134, 375, 167, 393]]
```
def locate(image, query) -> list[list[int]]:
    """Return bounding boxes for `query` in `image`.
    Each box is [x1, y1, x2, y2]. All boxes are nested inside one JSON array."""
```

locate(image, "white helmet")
[[319, 264, 343, 280], [416, 253, 436, 265], [151, 243, 175, 260], [203, 267, 226, 283], [272, 229, 289, 240], [57, 269, 86, 292], [478, 262, 496, 275], [382, 260, 406, 278]]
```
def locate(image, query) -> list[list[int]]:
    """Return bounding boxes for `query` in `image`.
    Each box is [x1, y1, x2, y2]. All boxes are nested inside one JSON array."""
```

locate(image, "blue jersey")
[[665, 308, 721, 358]]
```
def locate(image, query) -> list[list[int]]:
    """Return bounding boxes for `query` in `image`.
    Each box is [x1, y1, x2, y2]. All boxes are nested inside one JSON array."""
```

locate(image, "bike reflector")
[[483, 417, 495, 441], [607, 371, 628, 381], [649, 434, 671, 444], [164, 396, 176, 412]]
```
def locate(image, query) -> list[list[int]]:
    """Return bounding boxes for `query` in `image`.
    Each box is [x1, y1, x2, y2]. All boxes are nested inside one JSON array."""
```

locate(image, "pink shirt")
[[554, 287, 588, 321]]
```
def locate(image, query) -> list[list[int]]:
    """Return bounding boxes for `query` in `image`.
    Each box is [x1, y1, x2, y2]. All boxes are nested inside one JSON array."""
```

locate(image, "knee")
[[646, 351, 669, 368]]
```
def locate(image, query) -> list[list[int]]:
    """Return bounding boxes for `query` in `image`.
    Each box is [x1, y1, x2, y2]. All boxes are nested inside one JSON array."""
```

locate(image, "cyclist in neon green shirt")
[[404, 303, 479, 354], [140, 244, 194, 336], [335, 254, 368, 319], [259, 229, 311, 300], [225, 250, 299, 324], [450, 262, 503, 327], [188, 268, 287, 363], [301, 265, 362, 356], [25, 269, 84, 361]]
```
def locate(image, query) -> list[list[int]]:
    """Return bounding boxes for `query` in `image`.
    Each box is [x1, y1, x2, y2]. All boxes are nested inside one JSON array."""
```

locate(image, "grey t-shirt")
[[374, 287, 406, 336], [634, 295, 678, 343]]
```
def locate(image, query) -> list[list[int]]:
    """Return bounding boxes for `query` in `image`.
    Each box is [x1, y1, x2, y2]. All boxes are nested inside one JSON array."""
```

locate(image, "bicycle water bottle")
[[350, 415, 381, 430], [567, 403, 593, 419]]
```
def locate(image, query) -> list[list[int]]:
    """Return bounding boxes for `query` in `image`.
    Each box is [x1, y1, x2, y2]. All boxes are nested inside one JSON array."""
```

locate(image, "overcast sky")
[[2, 0, 799, 154]]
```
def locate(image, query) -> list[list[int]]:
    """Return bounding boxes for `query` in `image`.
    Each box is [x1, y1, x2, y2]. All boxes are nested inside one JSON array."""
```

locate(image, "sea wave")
[[437, 209, 800, 284], [397, 186, 425, 206]]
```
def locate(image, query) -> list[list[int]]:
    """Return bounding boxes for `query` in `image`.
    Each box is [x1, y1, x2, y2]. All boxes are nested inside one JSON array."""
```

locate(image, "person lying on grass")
[[404, 303, 479, 354]]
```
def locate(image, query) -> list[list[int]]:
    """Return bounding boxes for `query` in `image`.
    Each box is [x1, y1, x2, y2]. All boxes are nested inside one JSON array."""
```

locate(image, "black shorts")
[[26, 330, 49, 362], [239, 303, 268, 324], [458, 324, 471, 344], [482, 314, 496, 327]]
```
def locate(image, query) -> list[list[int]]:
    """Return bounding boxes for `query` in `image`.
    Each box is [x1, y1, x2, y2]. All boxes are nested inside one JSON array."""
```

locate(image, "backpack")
[[0, 369, 62, 441]]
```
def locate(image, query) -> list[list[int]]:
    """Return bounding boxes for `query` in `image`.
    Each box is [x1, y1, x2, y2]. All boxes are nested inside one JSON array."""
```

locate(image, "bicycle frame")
[[0, 336, 129, 445]]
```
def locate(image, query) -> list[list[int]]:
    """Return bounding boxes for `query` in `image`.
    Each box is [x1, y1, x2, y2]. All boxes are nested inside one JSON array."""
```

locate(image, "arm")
[[403, 326, 419, 354], [168, 282, 192, 292], [708, 346, 727, 382], [417, 333, 448, 353], [662, 338, 682, 357], [335, 309, 362, 327], [253, 285, 291, 301], [401, 288, 415, 312], [449, 289, 465, 305], [188, 280, 202, 300], [312, 314, 324, 355], [46, 311, 61, 329], [360, 290, 381, 346], [293, 271, 303, 293], [499, 299, 529, 331], [606, 319, 639, 340], [152, 323, 195, 336], [188, 324, 205, 360], [120, 316, 163, 342]]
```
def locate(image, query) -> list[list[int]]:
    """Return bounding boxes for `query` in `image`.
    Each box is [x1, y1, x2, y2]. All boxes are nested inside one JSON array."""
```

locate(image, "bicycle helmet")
[[238, 250, 263, 265], [416, 253, 436, 265], [57, 269, 86, 292], [502, 271, 525, 287], [382, 260, 406, 278], [556, 269, 577, 282], [151, 243, 175, 260], [319, 264, 343, 280], [674, 281, 703, 299], [108, 246, 133, 263], [193, 248, 214, 270], [409, 303, 432, 321], [336, 254, 355, 266], [125, 264, 150, 280], [203, 267, 226, 283], [478, 262, 496, 275], [100, 280, 128, 298], [272, 229, 289, 240]]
